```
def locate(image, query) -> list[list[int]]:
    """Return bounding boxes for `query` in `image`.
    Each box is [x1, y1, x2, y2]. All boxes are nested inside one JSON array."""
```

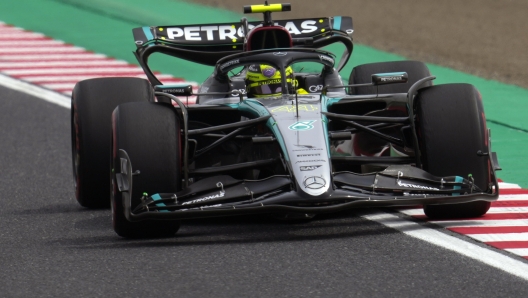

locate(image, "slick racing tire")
[[416, 84, 491, 219], [111, 102, 181, 238], [71, 78, 154, 208], [348, 61, 432, 95]]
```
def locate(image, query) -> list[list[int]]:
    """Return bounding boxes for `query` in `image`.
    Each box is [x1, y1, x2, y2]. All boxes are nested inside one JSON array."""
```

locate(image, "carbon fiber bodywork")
[[110, 5, 500, 224], [115, 81, 500, 221]]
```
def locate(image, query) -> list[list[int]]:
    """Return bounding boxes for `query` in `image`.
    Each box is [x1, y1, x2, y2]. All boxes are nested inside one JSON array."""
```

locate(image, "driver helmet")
[[246, 64, 294, 98]]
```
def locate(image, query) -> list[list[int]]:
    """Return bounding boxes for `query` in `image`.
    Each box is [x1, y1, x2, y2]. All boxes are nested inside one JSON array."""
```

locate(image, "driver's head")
[[246, 64, 294, 98], [244, 26, 294, 98]]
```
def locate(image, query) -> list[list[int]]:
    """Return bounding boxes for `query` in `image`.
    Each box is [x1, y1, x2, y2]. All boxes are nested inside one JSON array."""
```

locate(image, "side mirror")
[[154, 84, 194, 96], [371, 72, 408, 86]]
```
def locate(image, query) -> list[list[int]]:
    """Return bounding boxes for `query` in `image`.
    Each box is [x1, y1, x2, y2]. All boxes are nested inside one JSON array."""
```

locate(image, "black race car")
[[71, 2, 501, 237]]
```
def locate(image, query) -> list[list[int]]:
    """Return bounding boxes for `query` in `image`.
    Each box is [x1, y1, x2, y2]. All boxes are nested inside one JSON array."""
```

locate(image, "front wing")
[[115, 150, 499, 222]]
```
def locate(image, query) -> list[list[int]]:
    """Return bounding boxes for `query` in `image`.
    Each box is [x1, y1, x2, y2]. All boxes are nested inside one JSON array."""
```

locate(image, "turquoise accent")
[[151, 193, 169, 212], [375, 72, 407, 76], [288, 120, 316, 131], [325, 97, 342, 107], [155, 84, 192, 88], [332, 16, 342, 30], [142, 26, 154, 41], [224, 103, 239, 109], [321, 95, 335, 157], [452, 176, 464, 196]]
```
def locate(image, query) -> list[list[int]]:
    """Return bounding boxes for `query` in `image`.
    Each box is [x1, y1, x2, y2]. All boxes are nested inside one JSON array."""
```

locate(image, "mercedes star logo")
[[303, 176, 326, 189]]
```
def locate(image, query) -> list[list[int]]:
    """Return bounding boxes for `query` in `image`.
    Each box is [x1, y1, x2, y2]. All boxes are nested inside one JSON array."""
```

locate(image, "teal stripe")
[[156, 84, 192, 88], [151, 193, 169, 212], [321, 95, 333, 158], [452, 176, 463, 196], [142, 26, 154, 41], [333, 16, 342, 30]]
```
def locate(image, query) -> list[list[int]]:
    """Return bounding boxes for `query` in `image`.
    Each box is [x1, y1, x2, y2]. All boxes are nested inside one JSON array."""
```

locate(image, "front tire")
[[111, 102, 181, 238], [71, 77, 154, 208], [416, 84, 491, 219]]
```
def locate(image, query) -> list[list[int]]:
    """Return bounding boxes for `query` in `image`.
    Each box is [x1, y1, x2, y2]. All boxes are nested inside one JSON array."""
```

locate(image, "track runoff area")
[[2, 22, 528, 278]]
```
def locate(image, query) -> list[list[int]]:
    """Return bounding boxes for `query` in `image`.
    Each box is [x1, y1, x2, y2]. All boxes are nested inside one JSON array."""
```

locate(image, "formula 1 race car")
[[71, 2, 501, 237]]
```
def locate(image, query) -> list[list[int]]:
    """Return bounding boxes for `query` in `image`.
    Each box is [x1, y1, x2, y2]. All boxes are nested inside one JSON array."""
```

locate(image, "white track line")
[[0, 60, 129, 68], [0, 73, 69, 108], [0, 54, 108, 60], [427, 219, 528, 227], [0, 47, 86, 53], [363, 212, 528, 280], [468, 233, 528, 242], [499, 195, 528, 201], [0, 40, 66, 46], [507, 248, 528, 256], [20, 74, 177, 83], [4, 67, 145, 75], [401, 207, 528, 216], [0, 33, 45, 38], [499, 182, 522, 189]]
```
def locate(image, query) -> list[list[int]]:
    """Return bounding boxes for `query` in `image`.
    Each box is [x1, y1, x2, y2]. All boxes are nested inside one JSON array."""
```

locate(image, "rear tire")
[[348, 61, 432, 95], [416, 84, 491, 219], [71, 77, 154, 208], [111, 102, 181, 238]]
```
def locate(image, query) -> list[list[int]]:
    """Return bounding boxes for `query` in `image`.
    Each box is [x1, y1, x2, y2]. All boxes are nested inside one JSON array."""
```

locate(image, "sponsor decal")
[[271, 105, 319, 113], [199, 204, 223, 209], [166, 25, 245, 41], [308, 85, 324, 92], [163, 20, 319, 41], [231, 89, 246, 96], [397, 180, 439, 191], [273, 52, 287, 56], [256, 78, 281, 86], [288, 120, 316, 131], [180, 204, 222, 211], [403, 193, 447, 197], [220, 59, 239, 71], [286, 20, 318, 34], [293, 148, 323, 151], [300, 165, 322, 171], [294, 144, 315, 148], [380, 76, 403, 82], [295, 159, 326, 164], [163, 88, 187, 93], [181, 192, 225, 205], [297, 153, 321, 157], [303, 176, 326, 189]]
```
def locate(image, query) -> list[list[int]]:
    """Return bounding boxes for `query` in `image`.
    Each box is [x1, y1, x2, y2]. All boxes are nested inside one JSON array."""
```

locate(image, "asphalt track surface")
[[1, 86, 528, 296]]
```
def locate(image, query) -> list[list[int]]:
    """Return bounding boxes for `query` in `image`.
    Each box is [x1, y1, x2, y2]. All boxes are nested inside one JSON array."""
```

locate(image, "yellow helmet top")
[[246, 64, 294, 98]]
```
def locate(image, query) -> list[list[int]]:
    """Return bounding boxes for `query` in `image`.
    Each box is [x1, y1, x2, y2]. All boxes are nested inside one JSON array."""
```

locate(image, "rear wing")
[[133, 17, 353, 49], [133, 17, 353, 85]]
